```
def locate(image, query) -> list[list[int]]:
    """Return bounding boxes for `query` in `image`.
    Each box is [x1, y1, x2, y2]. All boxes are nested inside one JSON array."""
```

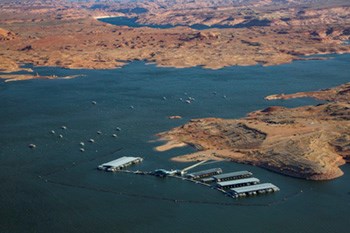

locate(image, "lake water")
[[99, 17, 270, 30], [0, 55, 349, 233]]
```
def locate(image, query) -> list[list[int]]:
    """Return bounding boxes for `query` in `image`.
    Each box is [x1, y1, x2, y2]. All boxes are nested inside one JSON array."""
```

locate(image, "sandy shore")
[[93, 15, 119, 20], [155, 139, 187, 152], [171, 149, 246, 162]]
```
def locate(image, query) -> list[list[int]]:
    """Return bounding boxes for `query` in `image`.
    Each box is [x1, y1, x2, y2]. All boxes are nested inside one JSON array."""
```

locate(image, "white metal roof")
[[217, 177, 260, 187], [100, 156, 141, 168], [213, 171, 252, 179], [188, 168, 222, 177], [230, 183, 279, 193]]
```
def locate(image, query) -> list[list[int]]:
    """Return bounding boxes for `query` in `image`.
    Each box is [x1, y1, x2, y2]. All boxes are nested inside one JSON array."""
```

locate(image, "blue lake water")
[[99, 17, 271, 29], [0, 55, 350, 233]]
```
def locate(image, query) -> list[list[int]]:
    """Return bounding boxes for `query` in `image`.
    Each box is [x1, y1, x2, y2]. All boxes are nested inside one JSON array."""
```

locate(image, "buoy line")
[[42, 178, 305, 207]]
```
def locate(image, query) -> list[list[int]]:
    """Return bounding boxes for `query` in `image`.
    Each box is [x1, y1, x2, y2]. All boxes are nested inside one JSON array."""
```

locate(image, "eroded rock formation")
[[156, 83, 350, 180]]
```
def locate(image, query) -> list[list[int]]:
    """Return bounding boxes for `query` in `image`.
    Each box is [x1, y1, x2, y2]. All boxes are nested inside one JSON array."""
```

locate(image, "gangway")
[[179, 160, 208, 175]]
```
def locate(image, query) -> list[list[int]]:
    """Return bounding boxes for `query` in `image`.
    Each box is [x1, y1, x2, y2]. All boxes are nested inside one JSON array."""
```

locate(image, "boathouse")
[[98, 156, 143, 172], [217, 177, 260, 189], [186, 168, 223, 179], [230, 183, 280, 198], [213, 171, 253, 182]]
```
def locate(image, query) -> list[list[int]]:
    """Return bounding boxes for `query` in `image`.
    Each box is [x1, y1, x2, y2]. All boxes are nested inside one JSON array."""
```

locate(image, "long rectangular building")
[[213, 171, 253, 182], [186, 168, 223, 180], [230, 183, 280, 198], [98, 156, 143, 172], [201, 177, 215, 183], [217, 177, 260, 189]]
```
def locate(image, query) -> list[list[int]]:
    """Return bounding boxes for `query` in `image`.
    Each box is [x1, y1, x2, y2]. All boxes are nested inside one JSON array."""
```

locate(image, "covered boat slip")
[[98, 156, 143, 172], [230, 183, 280, 197], [217, 177, 260, 189], [213, 170, 253, 182], [201, 177, 215, 183], [186, 168, 223, 179]]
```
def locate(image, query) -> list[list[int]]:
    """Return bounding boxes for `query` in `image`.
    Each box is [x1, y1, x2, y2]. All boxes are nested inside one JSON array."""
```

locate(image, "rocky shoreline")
[[156, 83, 350, 180]]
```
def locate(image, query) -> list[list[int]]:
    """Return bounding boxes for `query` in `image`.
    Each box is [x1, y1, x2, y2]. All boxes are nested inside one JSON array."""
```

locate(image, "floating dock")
[[98, 156, 143, 172], [230, 183, 280, 198], [186, 168, 223, 180], [151, 169, 177, 177], [217, 177, 260, 190], [213, 170, 253, 182]]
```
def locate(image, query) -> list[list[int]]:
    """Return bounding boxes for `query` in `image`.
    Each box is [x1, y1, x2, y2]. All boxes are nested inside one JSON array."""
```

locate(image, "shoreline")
[[93, 15, 121, 20], [155, 83, 350, 181], [2, 52, 349, 82]]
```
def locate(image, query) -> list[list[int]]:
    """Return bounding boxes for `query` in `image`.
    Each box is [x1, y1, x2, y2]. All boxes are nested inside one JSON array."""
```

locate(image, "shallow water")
[[98, 17, 270, 29], [0, 55, 349, 233]]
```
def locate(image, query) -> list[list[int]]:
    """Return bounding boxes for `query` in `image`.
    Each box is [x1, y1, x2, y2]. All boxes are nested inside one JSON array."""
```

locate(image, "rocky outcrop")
[[265, 82, 350, 102], [156, 84, 350, 180], [0, 28, 16, 41]]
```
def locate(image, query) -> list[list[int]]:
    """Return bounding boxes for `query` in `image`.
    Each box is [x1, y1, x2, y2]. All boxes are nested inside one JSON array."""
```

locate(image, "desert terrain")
[[0, 0, 350, 81], [156, 83, 350, 180]]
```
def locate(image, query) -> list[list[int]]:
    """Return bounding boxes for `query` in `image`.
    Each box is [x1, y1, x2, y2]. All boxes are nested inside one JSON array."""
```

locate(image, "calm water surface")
[[0, 55, 349, 233], [99, 17, 271, 29]]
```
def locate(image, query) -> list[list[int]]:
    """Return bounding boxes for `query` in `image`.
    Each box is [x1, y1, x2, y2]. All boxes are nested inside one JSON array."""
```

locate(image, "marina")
[[98, 156, 279, 199]]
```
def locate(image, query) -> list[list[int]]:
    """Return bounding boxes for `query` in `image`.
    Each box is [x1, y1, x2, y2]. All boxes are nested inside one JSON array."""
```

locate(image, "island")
[[156, 83, 350, 180]]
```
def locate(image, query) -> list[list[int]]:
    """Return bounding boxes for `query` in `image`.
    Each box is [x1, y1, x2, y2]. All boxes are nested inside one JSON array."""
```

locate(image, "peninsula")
[[156, 83, 350, 180]]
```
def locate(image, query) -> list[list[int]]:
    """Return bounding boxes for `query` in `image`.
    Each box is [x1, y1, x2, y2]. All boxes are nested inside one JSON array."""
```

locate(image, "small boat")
[[80, 142, 85, 146], [61, 126, 67, 130], [80, 148, 85, 152], [89, 139, 95, 143], [28, 144, 36, 149]]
